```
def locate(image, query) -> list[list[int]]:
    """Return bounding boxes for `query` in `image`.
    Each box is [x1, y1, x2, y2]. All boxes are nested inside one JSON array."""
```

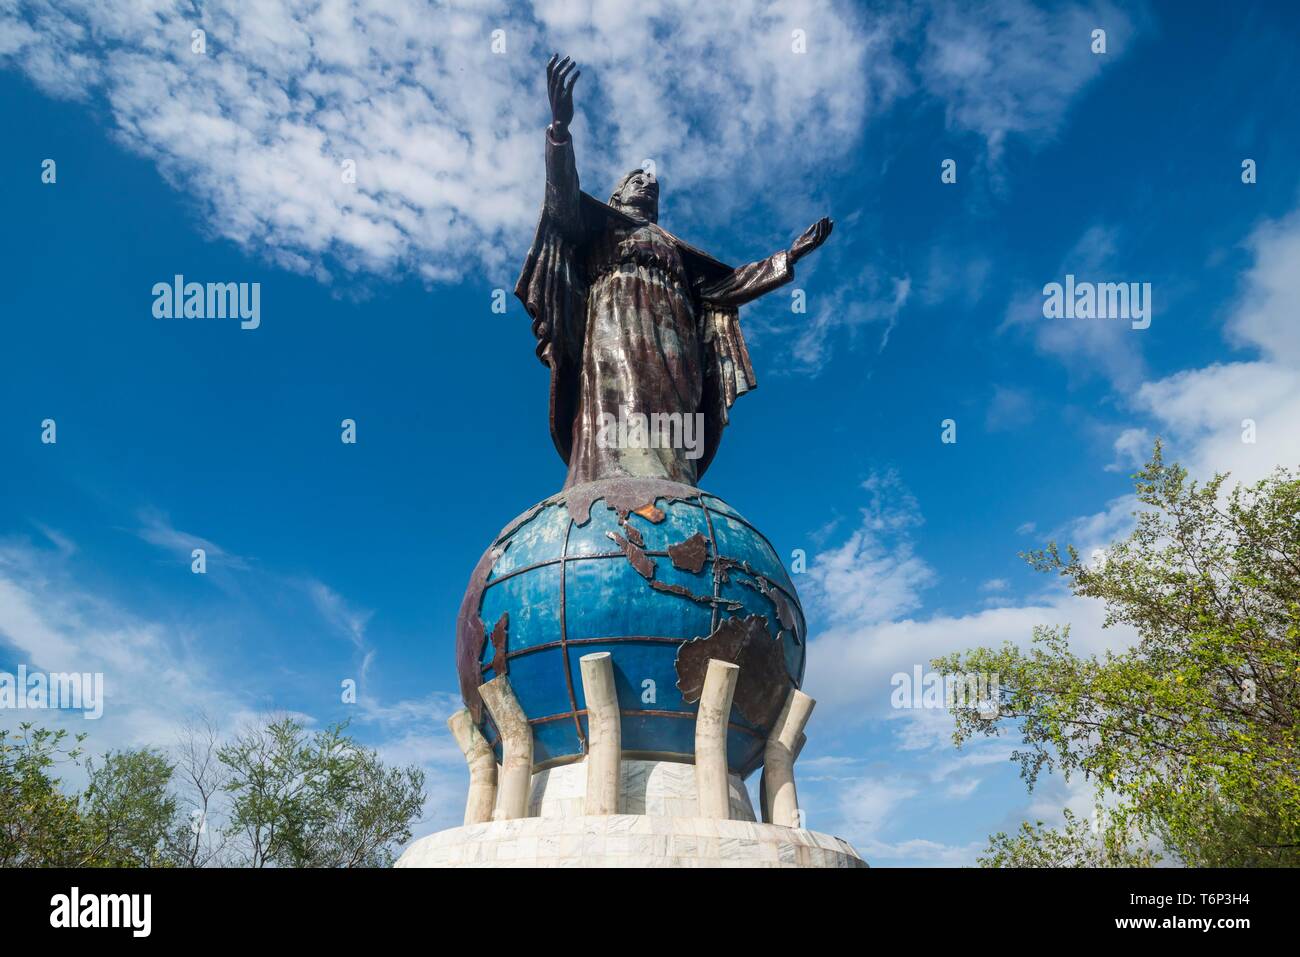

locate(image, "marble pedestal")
[[396, 759, 866, 868]]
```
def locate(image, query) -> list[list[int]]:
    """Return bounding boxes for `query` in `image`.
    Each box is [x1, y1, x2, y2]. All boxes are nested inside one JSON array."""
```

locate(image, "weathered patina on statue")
[[516, 55, 833, 489]]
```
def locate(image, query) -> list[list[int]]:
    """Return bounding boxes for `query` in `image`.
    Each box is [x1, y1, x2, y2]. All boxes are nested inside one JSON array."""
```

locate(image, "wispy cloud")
[[984, 384, 1035, 432], [0, 523, 469, 843], [306, 579, 375, 681], [135, 508, 250, 571], [790, 269, 913, 375], [1002, 223, 1149, 389], [920, 0, 1137, 160], [0, 532, 245, 756]]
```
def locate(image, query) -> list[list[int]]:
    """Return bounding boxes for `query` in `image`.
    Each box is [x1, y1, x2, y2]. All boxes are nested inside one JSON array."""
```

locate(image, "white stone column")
[[694, 658, 739, 820], [579, 652, 621, 815], [763, 688, 815, 828], [479, 675, 533, 821], [447, 707, 497, 825], [759, 730, 806, 824]]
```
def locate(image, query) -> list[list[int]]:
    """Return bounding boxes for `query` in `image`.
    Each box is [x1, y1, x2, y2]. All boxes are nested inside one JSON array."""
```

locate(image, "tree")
[[82, 748, 180, 867], [979, 807, 1159, 868], [2, 717, 425, 868], [0, 724, 93, 866], [934, 444, 1300, 866], [219, 717, 425, 867], [170, 715, 230, 867]]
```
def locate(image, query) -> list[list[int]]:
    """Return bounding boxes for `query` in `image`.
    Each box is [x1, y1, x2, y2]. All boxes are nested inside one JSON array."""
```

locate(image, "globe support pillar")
[[762, 688, 816, 827], [480, 675, 533, 821], [579, 652, 621, 815], [447, 708, 497, 825], [759, 731, 806, 822], [695, 658, 740, 820]]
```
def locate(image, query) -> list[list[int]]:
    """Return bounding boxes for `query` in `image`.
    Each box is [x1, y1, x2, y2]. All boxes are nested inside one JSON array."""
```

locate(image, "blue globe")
[[455, 477, 807, 777]]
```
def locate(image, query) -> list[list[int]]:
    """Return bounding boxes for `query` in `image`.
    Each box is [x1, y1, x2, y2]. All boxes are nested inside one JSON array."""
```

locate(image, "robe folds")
[[515, 129, 793, 488]]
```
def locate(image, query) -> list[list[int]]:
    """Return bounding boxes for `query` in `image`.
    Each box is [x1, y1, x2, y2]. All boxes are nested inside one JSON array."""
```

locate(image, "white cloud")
[[1224, 209, 1300, 363], [788, 268, 912, 374], [1003, 224, 1149, 389], [1105, 426, 1152, 472], [130, 510, 385, 683], [307, 579, 374, 661], [1, 0, 1136, 290], [1135, 362, 1300, 483], [828, 768, 989, 864], [0, 532, 244, 756], [1055, 492, 1139, 559], [836, 775, 917, 838], [858, 835, 985, 865], [0, 0, 891, 282], [135, 508, 250, 571], [921, 0, 1135, 159], [1129, 208, 1300, 485], [985, 384, 1034, 432], [807, 590, 1133, 721], [801, 471, 934, 629]]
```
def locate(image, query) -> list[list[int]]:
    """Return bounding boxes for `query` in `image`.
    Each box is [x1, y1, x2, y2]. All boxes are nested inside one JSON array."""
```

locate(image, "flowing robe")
[[515, 129, 795, 488]]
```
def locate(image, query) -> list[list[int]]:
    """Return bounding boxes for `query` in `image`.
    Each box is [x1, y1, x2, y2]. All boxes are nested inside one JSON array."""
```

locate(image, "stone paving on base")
[[396, 815, 867, 868]]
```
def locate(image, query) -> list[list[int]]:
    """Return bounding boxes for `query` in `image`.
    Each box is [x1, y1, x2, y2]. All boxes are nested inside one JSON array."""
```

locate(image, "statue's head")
[[609, 168, 659, 222]]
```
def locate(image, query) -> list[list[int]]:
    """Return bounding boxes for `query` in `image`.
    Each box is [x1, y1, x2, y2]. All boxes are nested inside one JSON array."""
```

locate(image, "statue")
[[516, 55, 834, 489], [400, 55, 868, 869]]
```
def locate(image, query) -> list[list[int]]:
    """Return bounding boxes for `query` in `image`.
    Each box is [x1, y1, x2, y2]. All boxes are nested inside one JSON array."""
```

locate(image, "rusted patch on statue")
[[633, 503, 665, 523], [741, 574, 798, 640], [619, 518, 645, 548], [606, 530, 656, 580], [488, 612, 510, 676], [604, 525, 740, 609], [675, 614, 792, 727], [649, 579, 740, 610], [455, 541, 508, 724], [667, 532, 708, 573], [563, 477, 701, 526]]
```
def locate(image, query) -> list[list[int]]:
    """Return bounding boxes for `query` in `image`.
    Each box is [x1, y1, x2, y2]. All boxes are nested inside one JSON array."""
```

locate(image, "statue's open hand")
[[790, 217, 833, 262], [547, 54, 580, 137]]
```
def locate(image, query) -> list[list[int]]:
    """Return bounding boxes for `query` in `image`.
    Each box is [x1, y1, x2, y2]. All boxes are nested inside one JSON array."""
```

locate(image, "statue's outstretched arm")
[[544, 55, 583, 238], [700, 217, 834, 308]]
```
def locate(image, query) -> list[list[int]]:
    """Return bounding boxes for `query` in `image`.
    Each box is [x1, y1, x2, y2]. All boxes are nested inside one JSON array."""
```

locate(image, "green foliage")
[[219, 717, 425, 868], [0, 716, 426, 868], [0, 724, 93, 866], [82, 749, 180, 867], [935, 444, 1300, 867], [979, 807, 1159, 868]]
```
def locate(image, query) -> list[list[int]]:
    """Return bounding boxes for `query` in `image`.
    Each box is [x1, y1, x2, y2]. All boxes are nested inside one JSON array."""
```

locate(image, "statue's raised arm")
[[543, 55, 583, 239]]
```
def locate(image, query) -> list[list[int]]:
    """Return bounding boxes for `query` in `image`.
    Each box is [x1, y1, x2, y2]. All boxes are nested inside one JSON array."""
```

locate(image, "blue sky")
[[2, 0, 1299, 865]]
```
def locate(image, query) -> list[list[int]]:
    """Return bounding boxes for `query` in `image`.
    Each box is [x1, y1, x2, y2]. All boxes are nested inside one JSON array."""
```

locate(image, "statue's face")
[[611, 168, 659, 221]]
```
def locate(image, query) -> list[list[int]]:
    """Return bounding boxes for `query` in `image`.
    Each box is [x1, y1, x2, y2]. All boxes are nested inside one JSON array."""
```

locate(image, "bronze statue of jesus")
[[516, 55, 833, 489]]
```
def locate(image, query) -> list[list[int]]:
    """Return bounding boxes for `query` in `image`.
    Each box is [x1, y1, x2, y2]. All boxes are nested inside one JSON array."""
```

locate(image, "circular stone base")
[[528, 758, 757, 822], [396, 815, 867, 868]]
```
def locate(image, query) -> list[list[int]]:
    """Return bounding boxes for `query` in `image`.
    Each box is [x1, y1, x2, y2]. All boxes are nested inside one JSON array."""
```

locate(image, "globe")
[[456, 477, 807, 777]]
